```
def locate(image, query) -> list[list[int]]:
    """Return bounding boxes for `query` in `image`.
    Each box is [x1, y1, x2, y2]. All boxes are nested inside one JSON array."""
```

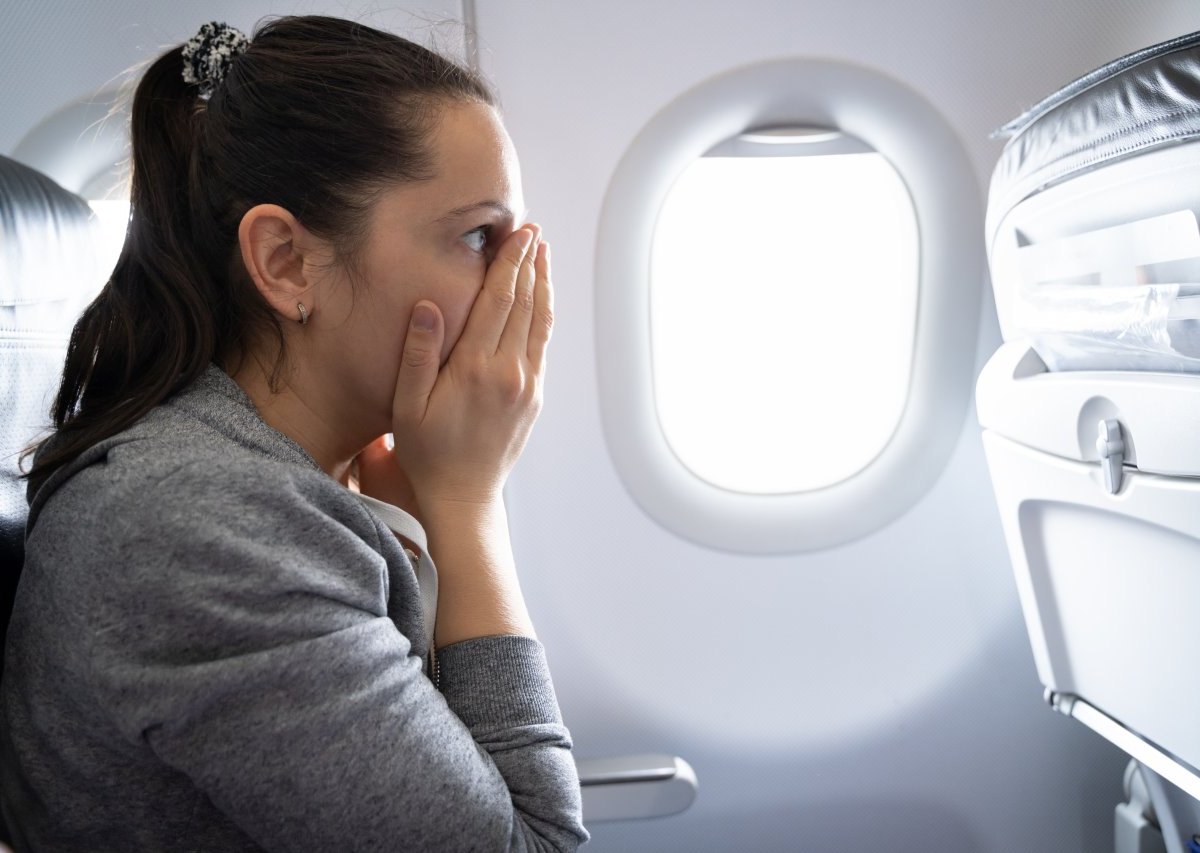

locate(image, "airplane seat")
[[978, 29, 1200, 853], [0, 153, 106, 843]]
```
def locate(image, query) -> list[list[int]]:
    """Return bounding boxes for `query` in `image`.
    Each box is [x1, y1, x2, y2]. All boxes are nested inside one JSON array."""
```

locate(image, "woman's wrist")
[[419, 488, 505, 518], [423, 494, 536, 646]]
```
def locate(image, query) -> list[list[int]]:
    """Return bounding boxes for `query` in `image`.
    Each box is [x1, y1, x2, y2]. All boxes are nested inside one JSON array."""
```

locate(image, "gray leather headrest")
[[988, 30, 1200, 235], [1, 155, 105, 571], [0, 155, 103, 324]]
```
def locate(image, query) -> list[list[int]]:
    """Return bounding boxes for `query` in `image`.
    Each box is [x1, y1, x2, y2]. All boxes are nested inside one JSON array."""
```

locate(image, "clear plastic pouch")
[[1014, 282, 1200, 372]]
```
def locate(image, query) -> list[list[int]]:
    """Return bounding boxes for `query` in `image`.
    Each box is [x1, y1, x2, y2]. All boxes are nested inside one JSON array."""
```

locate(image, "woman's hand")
[[388, 224, 552, 509]]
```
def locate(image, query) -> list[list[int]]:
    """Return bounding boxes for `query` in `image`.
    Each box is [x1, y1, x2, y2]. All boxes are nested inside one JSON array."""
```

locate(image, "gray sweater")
[[0, 364, 589, 852]]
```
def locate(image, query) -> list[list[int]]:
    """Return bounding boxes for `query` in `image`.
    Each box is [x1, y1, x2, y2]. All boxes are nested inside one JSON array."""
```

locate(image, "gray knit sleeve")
[[87, 459, 589, 852]]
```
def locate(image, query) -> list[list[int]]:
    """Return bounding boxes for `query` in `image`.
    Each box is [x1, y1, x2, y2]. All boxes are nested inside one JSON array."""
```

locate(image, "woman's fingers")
[[458, 225, 537, 358], [392, 300, 443, 426], [527, 241, 552, 372], [497, 228, 540, 360]]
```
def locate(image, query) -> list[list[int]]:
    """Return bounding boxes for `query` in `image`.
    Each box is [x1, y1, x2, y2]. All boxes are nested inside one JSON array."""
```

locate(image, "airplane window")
[[650, 129, 918, 493], [595, 59, 982, 552]]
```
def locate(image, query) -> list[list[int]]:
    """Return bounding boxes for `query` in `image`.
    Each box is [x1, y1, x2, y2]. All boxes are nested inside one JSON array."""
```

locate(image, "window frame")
[[594, 58, 984, 553]]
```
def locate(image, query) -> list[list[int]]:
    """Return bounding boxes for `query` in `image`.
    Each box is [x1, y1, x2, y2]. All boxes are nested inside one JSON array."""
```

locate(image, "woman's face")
[[309, 98, 526, 429]]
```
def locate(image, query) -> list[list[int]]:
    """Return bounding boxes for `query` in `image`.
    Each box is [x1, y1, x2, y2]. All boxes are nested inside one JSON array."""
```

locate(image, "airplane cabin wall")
[[474, 1, 1200, 851], [0, 1, 472, 158]]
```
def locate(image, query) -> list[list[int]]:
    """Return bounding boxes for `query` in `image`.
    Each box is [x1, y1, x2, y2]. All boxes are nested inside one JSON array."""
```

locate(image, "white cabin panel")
[[473, 1, 1200, 850]]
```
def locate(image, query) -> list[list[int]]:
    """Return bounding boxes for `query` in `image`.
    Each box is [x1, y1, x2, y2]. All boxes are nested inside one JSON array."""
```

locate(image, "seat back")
[[978, 29, 1200, 853], [1, 153, 106, 845], [0, 154, 113, 846], [0, 154, 105, 685]]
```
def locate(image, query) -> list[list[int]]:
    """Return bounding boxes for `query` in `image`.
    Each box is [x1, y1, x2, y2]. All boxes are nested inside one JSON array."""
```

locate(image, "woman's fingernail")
[[412, 303, 435, 331]]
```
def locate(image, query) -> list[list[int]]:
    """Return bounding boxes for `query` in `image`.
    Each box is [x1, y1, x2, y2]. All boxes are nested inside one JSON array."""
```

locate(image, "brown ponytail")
[[24, 16, 493, 494]]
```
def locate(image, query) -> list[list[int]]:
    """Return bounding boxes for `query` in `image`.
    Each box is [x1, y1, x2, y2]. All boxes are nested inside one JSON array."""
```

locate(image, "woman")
[[0, 15, 587, 852]]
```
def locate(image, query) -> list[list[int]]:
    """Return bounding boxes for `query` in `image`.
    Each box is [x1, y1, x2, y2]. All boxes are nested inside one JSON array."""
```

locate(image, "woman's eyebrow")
[[436, 200, 515, 222]]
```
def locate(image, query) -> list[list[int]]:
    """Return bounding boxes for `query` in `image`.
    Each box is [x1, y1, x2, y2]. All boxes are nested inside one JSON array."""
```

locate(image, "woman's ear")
[[237, 204, 322, 324]]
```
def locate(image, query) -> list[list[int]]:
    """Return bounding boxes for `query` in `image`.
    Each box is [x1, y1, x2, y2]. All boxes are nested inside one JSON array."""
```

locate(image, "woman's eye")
[[463, 226, 489, 253]]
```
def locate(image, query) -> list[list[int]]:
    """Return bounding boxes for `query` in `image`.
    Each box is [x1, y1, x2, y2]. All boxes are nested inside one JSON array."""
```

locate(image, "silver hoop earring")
[[297, 302, 309, 326]]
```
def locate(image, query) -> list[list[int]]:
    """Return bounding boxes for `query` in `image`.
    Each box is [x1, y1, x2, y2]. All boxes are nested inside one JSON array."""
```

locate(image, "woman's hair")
[[23, 15, 493, 493]]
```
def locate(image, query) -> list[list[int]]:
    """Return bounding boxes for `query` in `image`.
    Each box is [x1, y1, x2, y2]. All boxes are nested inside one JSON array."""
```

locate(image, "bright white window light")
[[650, 145, 919, 494], [87, 199, 130, 279]]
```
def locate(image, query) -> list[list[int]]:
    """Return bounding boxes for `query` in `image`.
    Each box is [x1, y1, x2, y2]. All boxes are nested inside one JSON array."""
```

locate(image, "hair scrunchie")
[[181, 21, 250, 98]]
